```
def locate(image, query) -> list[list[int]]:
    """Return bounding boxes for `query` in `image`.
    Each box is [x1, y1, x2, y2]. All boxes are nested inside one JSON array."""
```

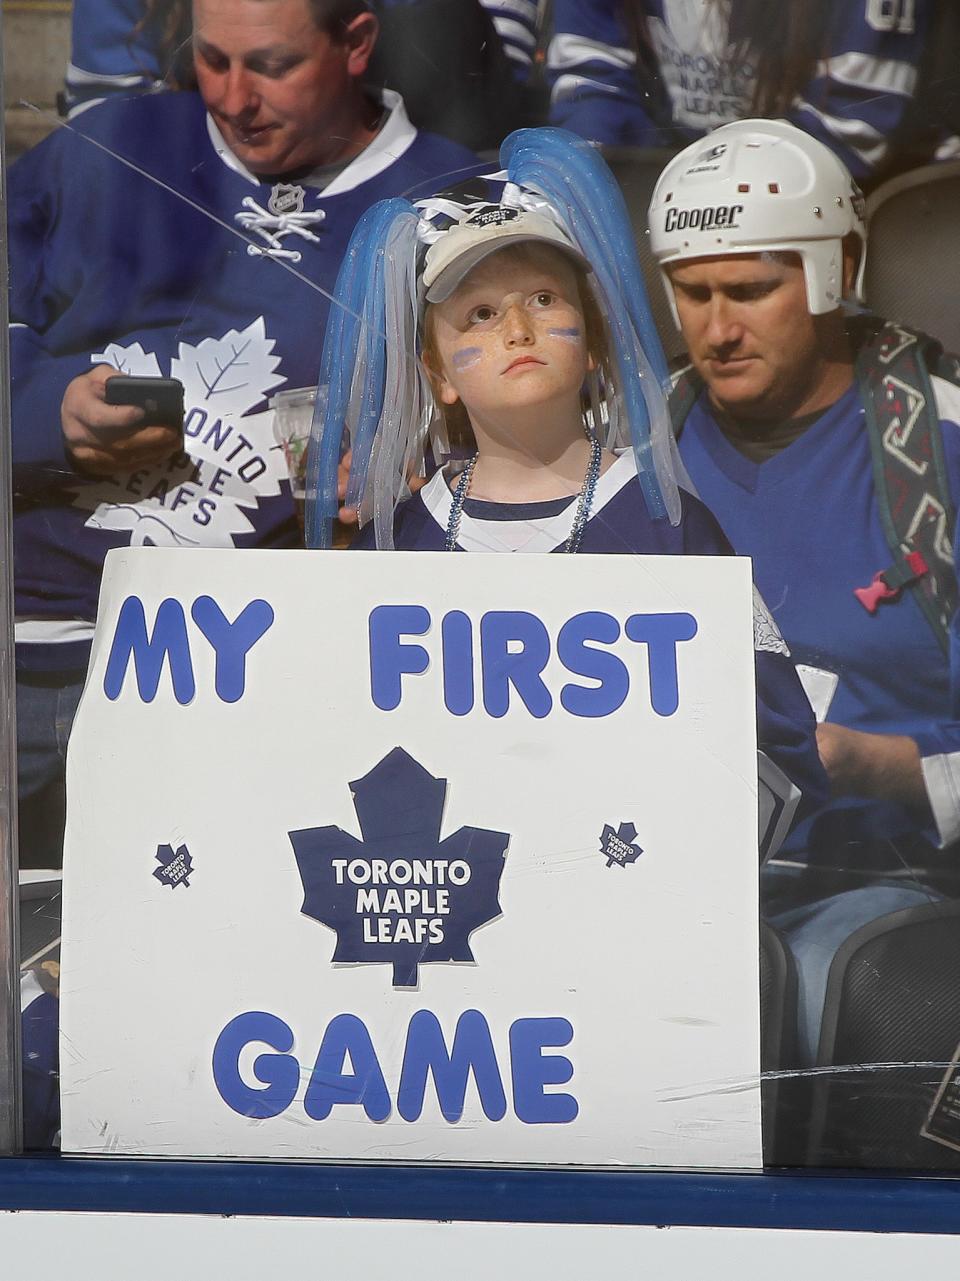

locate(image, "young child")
[[306, 127, 826, 830], [349, 210, 726, 557]]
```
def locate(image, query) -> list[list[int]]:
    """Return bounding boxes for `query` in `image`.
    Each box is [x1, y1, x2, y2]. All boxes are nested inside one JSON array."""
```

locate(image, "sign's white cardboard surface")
[[60, 548, 762, 1165]]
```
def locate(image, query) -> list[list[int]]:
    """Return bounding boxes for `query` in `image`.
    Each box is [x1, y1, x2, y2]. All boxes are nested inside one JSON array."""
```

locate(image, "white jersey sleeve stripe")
[[815, 53, 918, 98], [550, 73, 622, 106], [492, 17, 537, 54], [921, 751, 960, 848], [547, 32, 636, 74], [935, 135, 960, 162], [480, 0, 538, 23], [65, 62, 152, 89], [792, 100, 887, 168]]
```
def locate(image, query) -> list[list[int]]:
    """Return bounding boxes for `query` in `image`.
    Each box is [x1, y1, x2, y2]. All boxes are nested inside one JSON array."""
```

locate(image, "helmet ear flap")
[[659, 268, 682, 331], [799, 236, 865, 315], [800, 240, 843, 315]]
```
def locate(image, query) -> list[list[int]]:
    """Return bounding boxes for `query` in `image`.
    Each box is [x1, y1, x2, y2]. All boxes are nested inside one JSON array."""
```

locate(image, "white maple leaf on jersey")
[[91, 343, 163, 378], [170, 318, 284, 418], [72, 319, 289, 549]]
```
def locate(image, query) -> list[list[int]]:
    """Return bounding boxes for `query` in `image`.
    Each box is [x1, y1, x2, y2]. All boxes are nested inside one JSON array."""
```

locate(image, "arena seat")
[[760, 920, 817, 1167], [804, 899, 960, 1170], [864, 162, 960, 354], [600, 148, 687, 363]]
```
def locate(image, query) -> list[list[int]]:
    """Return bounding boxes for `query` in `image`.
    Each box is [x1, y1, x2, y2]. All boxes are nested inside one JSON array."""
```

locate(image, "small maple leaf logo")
[[290, 748, 509, 987], [599, 822, 643, 869], [153, 843, 193, 889]]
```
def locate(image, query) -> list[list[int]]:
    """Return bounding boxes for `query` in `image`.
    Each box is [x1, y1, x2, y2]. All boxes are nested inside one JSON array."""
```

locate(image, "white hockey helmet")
[[648, 119, 867, 325]]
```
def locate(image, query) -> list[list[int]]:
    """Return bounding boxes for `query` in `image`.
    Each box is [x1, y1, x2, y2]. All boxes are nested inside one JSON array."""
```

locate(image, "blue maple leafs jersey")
[[9, 89, 479, 670], [679, 374, 960, 853], [547, 0, 929, 178]]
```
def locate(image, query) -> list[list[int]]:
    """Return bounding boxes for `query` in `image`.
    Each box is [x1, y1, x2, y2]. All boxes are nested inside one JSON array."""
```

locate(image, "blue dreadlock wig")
[[305, 127, 682, 549]]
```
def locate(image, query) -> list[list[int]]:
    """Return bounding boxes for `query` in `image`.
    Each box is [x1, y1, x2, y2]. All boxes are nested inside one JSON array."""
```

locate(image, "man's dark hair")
[[142, 0, 373, 88], [308, 0, 373, 37], [719, 0, 833, 118]]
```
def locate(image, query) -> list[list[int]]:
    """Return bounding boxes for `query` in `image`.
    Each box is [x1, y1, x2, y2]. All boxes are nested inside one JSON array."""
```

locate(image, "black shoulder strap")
[[854, 318, 958, 655]]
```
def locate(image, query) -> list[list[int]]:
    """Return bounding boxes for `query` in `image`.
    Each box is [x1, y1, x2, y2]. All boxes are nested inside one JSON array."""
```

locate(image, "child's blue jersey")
[[353, 452, 829, 821]]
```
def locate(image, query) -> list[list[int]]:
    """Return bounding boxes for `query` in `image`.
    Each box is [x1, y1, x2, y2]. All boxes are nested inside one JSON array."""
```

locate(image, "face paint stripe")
[[452, 347, 483, 370], [548, 327, 582, 342]]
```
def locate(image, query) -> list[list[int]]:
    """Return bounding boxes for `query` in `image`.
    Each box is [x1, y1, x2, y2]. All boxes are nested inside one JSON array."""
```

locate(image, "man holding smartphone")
[[9, 0, 479, 867]]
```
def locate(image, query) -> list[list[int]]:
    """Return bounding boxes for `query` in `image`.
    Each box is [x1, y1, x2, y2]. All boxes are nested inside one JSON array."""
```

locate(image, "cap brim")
[[425, 233, 591, 303]]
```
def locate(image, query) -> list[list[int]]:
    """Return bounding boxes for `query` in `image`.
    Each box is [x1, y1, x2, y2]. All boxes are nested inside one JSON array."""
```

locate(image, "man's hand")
[[61, 365, 183, 477], [336, 448, 358, 524], [334, 447, 427, 525], [816, 722, 927, 810]]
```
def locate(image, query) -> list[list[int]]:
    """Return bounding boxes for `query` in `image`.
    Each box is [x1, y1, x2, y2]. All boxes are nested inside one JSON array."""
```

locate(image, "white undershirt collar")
[[205, 88, 416, 194], [420, 449, 638, 553]]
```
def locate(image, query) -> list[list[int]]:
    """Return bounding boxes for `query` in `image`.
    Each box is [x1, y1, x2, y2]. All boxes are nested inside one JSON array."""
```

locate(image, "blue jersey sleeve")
[[479, 0, 539, 83], [65, 0, 165, 114], [547, 0, 666, 146], [788, 0, 929, 179], [8, 132, 94, 477]]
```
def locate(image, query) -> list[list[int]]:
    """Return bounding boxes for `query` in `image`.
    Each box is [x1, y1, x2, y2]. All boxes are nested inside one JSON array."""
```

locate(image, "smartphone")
[[104, 375, 185, 429]]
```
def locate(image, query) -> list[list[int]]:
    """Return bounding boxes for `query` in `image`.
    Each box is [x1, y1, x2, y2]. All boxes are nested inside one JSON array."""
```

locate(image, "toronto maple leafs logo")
[[153, 843, 193, 889], [599, 822, 643, 868], [72, 318, 288, 548], [290, 748, 509, 988]]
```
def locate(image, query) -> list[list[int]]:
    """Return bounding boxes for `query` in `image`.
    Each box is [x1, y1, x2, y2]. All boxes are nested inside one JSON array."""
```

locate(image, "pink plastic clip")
[[854, 551, 928, 614]]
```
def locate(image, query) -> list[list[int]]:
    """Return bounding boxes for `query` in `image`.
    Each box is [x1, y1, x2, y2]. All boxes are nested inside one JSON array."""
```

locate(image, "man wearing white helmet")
[[649, 118, 960, 1065]]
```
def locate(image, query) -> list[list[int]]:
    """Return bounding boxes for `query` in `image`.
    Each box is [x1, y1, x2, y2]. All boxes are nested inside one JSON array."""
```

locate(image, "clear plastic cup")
[[270, 385, 327, 505]]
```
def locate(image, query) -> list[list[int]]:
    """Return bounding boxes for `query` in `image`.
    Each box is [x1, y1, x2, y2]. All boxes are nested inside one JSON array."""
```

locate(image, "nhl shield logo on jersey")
[[268, 183, 306, 218]]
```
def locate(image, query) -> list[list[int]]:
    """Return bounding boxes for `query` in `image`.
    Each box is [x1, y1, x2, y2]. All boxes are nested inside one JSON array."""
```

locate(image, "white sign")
[[60, 548, 762, 1165], [3, 1215, 959, 1280]]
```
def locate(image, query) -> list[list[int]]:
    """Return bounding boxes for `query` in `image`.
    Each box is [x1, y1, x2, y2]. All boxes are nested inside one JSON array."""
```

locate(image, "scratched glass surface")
[[6, 0, 960, 1171]]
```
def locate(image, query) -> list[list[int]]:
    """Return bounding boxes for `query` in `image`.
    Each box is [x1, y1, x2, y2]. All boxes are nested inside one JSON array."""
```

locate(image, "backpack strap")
[[854, 318, 958, 655], [670, 323, 958, 653]]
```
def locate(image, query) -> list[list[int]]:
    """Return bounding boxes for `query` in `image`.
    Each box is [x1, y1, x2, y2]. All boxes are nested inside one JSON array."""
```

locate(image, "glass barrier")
[[0, 1, 21, 1157], [3, 0, 960, 1180]]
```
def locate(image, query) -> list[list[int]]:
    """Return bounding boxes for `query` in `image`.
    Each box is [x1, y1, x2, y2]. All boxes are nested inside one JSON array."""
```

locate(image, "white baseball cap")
[[421, 204, 590, 303]]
